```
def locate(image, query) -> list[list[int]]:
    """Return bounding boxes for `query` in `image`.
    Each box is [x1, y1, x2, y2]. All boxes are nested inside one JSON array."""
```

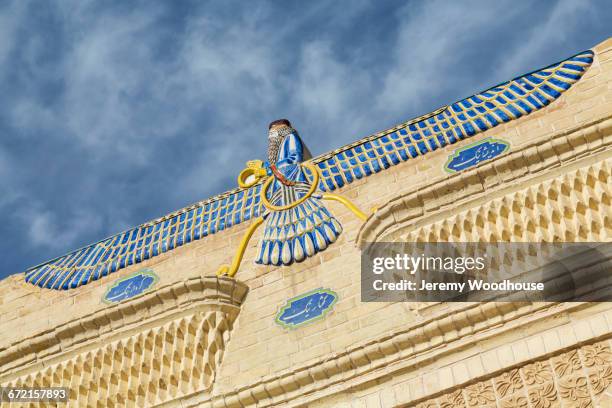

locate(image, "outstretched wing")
[[314, 50, 594, 191], [25, 184, 264, 289], [25, 50, 594, 290]]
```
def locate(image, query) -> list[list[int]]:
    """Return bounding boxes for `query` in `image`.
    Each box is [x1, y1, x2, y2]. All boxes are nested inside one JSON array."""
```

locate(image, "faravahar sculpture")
[[23, 50, 594, 289], [216, 119, 369, 277]]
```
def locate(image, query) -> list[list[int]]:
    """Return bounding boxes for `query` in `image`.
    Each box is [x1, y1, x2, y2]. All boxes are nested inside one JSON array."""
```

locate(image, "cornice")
[[357, 115, 612, 245], [177, 302, 601, 408], [0, 276, 248, 382], [173, 117, 612, 408]]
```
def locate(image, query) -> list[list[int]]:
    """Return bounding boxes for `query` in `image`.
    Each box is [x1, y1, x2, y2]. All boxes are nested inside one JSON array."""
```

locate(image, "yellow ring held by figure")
[[260, 162, 320, 211], [237, 160, 267, 188], [237, 167, 259, 188]]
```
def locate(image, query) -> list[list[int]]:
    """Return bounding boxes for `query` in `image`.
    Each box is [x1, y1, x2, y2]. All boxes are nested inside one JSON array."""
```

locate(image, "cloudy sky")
[[0, 0, 610, 280]]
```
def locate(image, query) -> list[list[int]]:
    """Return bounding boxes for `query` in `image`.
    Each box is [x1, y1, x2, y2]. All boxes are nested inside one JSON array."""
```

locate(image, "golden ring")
[[260, 162, 320, 211], [237, 167, 259, 188]]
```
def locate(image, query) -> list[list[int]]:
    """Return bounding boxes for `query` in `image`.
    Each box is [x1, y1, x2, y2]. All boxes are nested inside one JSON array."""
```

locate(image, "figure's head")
[[268, 119, 291, 130], [266, 118, 311, 162], [268, 119, 292, 140]]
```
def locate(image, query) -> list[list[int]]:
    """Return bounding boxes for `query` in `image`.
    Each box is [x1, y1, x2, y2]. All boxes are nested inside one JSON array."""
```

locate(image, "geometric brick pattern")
[[400, 158, 612, 243], [2, 311, 231, 407]]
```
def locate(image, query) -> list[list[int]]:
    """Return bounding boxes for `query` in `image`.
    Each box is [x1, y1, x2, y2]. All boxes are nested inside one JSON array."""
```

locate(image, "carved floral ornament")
[[415, 339, 612, 408]]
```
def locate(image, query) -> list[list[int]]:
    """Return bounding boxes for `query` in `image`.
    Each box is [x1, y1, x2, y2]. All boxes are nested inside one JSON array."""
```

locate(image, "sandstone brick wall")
[[0, 38, 610, 407]]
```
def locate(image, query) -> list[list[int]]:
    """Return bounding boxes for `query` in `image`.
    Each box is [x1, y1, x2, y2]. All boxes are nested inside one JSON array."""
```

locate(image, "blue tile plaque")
[[103, 269, 158, 304], [276, 288, 338, 329], [445, 137, 509, 173]]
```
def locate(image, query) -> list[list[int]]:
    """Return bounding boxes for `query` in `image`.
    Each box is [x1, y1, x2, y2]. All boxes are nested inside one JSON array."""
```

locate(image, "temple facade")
[[1, 38, 611, 407]]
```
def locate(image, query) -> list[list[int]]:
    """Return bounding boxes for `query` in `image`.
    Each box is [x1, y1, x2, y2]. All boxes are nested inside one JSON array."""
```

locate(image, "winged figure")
[[255, 119, 344, 265], [24, 50, 594, 289], [216, 119, 363, 276]]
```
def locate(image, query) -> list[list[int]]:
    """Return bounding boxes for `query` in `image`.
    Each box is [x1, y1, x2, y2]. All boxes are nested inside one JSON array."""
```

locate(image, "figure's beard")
[[268, 125, 293, 164], [267, 134, 282, 164], [267, 126, 311, 164]]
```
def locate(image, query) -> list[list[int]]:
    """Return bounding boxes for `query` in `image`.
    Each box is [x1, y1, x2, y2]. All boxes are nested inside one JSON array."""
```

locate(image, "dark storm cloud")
[[0, 0, 610, 279]]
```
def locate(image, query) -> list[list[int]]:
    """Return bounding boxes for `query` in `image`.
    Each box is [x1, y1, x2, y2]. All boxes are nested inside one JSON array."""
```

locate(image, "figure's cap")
[[268, 119, 292, 129]]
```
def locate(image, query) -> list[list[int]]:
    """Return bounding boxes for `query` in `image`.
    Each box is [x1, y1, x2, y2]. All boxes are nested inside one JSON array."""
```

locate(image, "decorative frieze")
[[0, 276, 248, 407], [414, 339, 612, 408], [398, 157, 611, 243], [359, 116, 612, 245], [5, 311, 230, 406]]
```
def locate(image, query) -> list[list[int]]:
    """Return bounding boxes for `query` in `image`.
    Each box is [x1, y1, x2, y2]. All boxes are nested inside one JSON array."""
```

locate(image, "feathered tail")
[[255, 197, 342, 266]]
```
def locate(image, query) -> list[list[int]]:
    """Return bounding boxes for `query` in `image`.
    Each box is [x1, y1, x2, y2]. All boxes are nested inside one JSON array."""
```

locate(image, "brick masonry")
[[0, 38, 611, 407]]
